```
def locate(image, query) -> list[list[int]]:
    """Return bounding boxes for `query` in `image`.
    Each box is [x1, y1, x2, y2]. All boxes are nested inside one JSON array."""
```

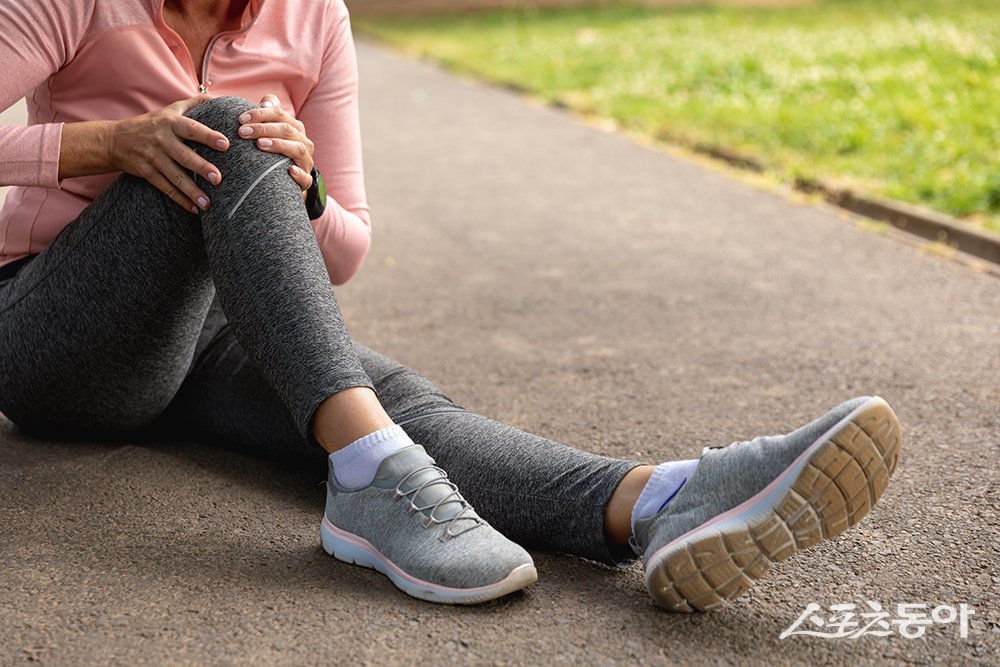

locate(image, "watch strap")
[[305, 166, 326, 220]]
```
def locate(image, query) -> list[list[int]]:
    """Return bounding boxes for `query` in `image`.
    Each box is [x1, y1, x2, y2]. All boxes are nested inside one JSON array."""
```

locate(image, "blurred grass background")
[[357, 0, 1000, 234]]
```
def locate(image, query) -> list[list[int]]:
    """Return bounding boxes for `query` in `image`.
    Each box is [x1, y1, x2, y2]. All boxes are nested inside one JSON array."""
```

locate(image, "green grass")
[[358, 0, 1000, 234]]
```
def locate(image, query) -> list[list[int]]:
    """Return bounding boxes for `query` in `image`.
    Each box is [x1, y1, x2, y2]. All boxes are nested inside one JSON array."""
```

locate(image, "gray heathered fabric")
[[0, 96, 372, 442], [0, 96, 639, 567], [633, 396, 872, 562], [326, 445, 534, 589], [157, 314, 640, 565]]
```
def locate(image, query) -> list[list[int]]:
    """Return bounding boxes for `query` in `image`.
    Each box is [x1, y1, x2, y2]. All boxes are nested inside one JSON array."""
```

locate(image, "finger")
[[171, 93, 214, 115], [289, 164, 313, 191], [238, 106, 304, 132], [258, 94, 281, 109], [166, 141, 223, 186], [255, 138, 312, 172], [145, 169, 200, 214], [152, 153, 211, 210], [172, 116, 229, 152], [238, 121, 302, 141]]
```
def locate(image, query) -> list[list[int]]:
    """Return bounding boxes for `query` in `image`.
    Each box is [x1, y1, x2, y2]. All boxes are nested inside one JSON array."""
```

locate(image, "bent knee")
[[184, 96, 256, 136], [182, 97, 299, 208]]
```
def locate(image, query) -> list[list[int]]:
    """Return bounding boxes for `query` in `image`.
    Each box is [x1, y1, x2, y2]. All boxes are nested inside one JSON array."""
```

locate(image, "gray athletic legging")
[[0, 96, 638, 565]]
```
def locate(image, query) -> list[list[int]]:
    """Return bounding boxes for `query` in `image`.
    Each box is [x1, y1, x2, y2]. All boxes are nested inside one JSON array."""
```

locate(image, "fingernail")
[[262, 101, 274, 108], [215, 138, 228, 149], [239, 126, 253, 137], [207, 171, 220, 184], [190, 205, 199, 214], [239, 113, 252, 123], [197, 197, 209, 209], [257, 138, 273, 148]]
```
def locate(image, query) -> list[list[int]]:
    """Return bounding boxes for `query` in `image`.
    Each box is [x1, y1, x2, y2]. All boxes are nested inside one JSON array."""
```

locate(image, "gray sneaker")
[[321, 444, 537, 604], [633, 396, 902, 612]]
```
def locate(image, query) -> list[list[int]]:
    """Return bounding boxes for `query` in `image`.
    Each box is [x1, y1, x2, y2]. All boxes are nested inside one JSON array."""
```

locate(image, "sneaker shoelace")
[[393, 464, 485, 541]]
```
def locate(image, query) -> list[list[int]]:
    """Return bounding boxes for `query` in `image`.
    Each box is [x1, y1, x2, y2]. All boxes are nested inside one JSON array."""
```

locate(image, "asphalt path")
[[1, 39, 997, 665]]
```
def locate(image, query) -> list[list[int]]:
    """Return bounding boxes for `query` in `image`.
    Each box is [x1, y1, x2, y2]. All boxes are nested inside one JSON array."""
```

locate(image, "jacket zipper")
[[198, 33, 224, 93], [198, 8, 262, 93]]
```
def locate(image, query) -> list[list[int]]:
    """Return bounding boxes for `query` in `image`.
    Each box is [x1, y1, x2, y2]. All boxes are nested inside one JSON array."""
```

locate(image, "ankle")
[[604, 465, 655, 545], [312, 387, 396, 452]]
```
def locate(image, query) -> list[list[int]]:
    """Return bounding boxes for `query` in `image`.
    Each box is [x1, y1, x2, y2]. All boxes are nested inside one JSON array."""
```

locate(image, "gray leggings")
[[0, 96, 638, 565]]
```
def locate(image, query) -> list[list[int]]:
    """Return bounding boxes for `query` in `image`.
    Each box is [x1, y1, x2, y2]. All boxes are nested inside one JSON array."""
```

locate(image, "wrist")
[[58, 120, 120, 180], [101, 120, 120, 172]]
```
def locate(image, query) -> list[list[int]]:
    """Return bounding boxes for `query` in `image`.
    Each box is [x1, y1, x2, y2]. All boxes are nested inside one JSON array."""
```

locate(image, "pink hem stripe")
[[322, 516, 529, 595]]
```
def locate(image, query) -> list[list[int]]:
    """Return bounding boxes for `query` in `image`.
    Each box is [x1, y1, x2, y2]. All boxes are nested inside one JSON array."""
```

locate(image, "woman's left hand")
[[238, 94, 314, 196]]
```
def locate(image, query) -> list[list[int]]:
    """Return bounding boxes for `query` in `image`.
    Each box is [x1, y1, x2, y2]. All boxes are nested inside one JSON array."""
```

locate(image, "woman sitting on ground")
[[0, 0, 901, 609]]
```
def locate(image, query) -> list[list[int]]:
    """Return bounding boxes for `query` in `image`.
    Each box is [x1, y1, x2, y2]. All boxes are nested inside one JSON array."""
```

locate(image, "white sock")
[[630, 459, 700, 532], [330, 424, 414, 490]]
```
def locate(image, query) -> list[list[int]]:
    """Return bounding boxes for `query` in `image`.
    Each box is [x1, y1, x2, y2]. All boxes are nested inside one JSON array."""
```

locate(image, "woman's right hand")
[[106, 94, 230, 213]]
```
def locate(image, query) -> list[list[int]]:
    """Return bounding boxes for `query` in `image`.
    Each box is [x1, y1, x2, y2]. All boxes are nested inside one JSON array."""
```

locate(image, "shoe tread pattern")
[[647, 399, 902, 612]]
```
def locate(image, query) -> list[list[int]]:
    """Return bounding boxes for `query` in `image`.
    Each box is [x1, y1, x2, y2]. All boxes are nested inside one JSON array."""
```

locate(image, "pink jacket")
[[0, 0, 371, 284]]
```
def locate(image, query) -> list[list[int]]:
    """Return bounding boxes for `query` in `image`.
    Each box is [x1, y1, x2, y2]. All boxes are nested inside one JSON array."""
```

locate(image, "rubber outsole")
[[320, 517, 538, 605], [645, 396, 902, 612]]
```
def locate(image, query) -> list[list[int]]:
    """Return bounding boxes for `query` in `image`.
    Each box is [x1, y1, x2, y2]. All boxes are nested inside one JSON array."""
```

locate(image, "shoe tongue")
[[375, 445, 465, 521]]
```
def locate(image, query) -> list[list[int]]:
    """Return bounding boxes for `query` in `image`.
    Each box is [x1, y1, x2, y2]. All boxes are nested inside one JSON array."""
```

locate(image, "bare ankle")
[[604, 465, 655, 545], [312, 387, 395, 452]]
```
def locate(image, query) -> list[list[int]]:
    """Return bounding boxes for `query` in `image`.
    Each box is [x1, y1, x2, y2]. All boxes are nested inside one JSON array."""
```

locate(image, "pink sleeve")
[[0, 1, 94, 188], [296, 0, 373, 286]]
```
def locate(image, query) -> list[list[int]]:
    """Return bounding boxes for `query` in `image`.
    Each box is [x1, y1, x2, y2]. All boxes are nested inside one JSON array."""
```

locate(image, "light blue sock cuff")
[[630, 458, 700, 532]]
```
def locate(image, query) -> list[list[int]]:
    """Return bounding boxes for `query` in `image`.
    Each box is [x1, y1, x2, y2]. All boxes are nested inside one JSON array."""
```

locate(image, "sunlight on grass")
[[358, 0, 1000, 234]]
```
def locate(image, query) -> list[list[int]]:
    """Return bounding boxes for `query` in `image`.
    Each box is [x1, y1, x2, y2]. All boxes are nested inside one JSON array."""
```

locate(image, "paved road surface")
[[1, 40, 997, 665]]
